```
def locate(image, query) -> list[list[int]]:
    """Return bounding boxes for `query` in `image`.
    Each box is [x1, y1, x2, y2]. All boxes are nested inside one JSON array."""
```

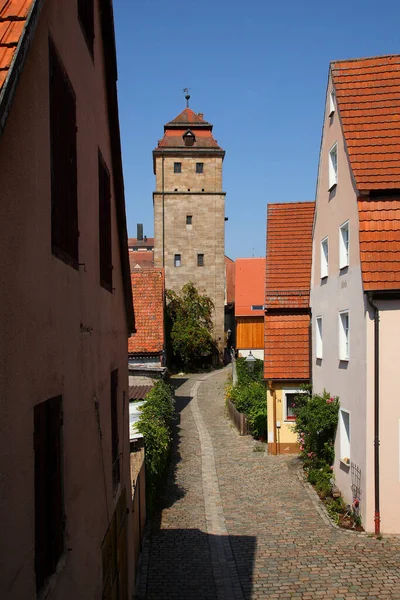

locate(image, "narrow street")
[[136, 368, 400, 600]]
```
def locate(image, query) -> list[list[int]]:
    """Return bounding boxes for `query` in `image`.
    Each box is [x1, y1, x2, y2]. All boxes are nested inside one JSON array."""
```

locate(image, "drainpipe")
[[367, 292, 380, 535], [161, 152, 165, 268], [268, 380, 278, 455]]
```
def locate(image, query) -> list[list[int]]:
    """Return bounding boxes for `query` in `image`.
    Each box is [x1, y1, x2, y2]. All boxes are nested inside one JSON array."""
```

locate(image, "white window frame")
[[174, 254, 181, 267], [329, 89, 336, 116], [321, 237, 329, 279], [339, 409, 351, 465], [339, 310, 349, 361], [316, 316, 323, 359], [282, 389, 302, 422], [328, 143, 338, 190], [339, 220, 349, 269]]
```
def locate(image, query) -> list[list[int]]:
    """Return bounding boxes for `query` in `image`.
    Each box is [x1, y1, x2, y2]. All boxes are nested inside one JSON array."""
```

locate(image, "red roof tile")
[[154, 107, 224, 153], [235, 258, 266, 316], [129, 250, 154, 271], [331, 55, 400, 191], [128, 269, 164, 354], [157, 128, 221, 150], [166, 108, 210, 126], [358, 196, 400, 291], [265, 202, 315, 309], [0, 0, 34, 93], [225, 255, 235, 304], [264, 314, 310, 380]]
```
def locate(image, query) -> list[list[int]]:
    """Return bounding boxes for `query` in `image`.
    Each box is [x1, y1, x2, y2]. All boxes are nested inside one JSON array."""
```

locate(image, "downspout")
[[367, 292, 380, 535], [162, 152, 165, 268], [268, 380, 278, 455]]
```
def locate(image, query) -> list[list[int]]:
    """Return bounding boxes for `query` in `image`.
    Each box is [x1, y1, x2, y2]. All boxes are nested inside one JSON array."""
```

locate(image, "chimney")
[[137, 223, 143, 241], [198, 113, 204, 119]]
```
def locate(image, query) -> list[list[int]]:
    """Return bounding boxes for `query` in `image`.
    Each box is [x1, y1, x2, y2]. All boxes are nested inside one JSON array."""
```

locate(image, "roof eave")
[[0, 0, 44, 138]]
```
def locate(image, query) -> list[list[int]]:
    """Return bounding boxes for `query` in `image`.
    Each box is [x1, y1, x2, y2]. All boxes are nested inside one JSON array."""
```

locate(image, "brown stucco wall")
[[0, 1, 134, 597]]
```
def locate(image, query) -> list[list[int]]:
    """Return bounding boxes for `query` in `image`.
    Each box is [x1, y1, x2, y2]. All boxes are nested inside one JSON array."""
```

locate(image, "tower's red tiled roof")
[[358, 196, 400, 291], [128, 269, 164, 355], [235, 258, 265, 317], [157, 128, 221, 149], [331, 55, 400, 191], [0, 0, 34, 91], [265, 202, 315, 309], [264, 314, 310, 380], [166, 108, 210, 127]]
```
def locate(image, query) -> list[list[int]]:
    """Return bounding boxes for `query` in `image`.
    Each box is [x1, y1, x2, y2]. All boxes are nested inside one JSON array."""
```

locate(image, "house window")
[[316, 316, 323, 359], [174, 162, 181, 173], [339, 409, 350, 464], [339, 310, 349, 360], [49, 39, 78, 268], [339, 220, 349, 269], [99, 152, 113, 291], [321, 237, 329, 278], [111, 370, 120, 489], [329, 89, 336, 116], [329, 143, 338, 189], [78, 0, 94, 56], [186, 215, 192, 225], [34, 396, 64, 592], [196, 162, 204, 173], [197, 253, 204, 267], [174, 254, 181, 267], [251, 305, 264, 310]]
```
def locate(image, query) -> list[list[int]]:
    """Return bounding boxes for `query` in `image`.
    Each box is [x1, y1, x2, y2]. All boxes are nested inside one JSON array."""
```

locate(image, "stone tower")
[[153, 106, 226, 356]]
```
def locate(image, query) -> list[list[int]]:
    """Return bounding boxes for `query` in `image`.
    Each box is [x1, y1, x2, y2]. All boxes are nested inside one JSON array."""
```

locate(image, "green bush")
[[136, 381, 175, 513], [228, 380, 267, 439], [236, 357, 264, 385]]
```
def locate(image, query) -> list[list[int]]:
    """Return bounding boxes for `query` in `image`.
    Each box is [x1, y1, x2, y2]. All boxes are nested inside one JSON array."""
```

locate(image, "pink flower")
[[330, 466, 334, 470], [299, 445, 304, 451], [307, 452, 313, 458]]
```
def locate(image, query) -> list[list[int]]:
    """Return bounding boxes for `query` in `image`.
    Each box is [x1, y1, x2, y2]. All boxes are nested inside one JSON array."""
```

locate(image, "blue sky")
[[113, 0, 400, 260]]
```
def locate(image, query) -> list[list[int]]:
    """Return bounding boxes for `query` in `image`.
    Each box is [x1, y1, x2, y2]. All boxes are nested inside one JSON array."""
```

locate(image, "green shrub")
[[136, 381, 175, 513], [228, 380, 267, 439], [236, 357, 264, 386]]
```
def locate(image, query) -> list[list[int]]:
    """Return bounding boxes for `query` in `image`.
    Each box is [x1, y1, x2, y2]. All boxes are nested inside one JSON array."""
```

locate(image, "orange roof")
[[128, 269, 164, 355], [358, 196, 400, 291], [235, 258, 265, 316], [265, 202, 315, 309], [225, 256, 235, 304], [154, 107, 224, 154], [129, 250, 154, 271], [331, 55, 400, 190], [167, 108, 211, 126], [264, 314, 310, 380], [0, 0, 34, 91]]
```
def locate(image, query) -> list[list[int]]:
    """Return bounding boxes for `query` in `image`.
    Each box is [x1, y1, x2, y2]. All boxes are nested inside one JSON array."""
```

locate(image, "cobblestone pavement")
[[136, 368, 400, 600]]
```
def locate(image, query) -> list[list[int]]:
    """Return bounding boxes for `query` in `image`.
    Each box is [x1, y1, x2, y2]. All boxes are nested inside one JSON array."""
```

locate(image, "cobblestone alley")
[[136, 368, 400, 600]]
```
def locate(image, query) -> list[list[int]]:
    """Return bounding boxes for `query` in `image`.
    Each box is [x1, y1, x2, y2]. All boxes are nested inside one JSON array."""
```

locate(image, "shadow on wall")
[[141, 528, 257, 600]]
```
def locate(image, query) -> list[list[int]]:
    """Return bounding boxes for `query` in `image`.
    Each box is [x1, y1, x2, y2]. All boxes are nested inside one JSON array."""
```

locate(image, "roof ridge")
[[331, 53, 400, 66]]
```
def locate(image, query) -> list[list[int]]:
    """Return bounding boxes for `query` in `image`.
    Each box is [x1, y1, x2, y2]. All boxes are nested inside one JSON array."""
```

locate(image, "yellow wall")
[[267, 384, 300, 454]]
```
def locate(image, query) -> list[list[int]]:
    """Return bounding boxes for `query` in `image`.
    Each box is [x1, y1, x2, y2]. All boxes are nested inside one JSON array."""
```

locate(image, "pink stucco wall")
[[0, 1, 134, 597], [311, 72, 372, 530]]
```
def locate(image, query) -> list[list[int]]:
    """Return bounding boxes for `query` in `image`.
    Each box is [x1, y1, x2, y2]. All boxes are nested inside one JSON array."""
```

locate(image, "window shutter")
[[99, 152, 113, 291], [49, 40, 78, 267]]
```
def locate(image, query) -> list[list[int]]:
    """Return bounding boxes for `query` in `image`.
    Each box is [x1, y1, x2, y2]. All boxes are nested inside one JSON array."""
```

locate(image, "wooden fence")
[[227, 397, 250, 436]]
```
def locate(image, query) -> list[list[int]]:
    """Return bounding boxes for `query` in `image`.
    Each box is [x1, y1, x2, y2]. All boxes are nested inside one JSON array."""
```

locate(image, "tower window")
[[197, 254, 204, 267], [174, 162, 181, 173], [186, 215, 192, 225], [174, 254, 181, 267], [196, 162, 204, 174]]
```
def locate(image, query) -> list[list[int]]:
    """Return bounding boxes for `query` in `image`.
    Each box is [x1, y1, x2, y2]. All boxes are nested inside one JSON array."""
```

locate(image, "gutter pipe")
[[367, 292, 380, 535]]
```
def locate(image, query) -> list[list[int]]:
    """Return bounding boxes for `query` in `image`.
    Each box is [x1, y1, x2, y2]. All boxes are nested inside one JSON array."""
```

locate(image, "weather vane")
[[182, 88, 191, 108]]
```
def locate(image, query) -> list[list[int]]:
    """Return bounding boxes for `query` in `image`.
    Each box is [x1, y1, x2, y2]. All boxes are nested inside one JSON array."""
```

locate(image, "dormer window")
[[329, 89, 336, 116], [183, 129, 195, 147]]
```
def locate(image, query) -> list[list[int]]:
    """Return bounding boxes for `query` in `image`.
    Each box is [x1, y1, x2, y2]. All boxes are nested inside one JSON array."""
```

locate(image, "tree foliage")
[[166, 282, 215, 370]]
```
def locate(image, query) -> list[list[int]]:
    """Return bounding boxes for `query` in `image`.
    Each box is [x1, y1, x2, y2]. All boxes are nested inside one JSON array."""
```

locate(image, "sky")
[[113, 0, 400, 260]]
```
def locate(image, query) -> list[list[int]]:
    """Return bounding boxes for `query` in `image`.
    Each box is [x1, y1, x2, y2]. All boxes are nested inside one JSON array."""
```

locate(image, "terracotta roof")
[[225, 255, 235, 304], [358, 196, 400, 291], [264, 314, 310, 380], [235, 258, 266, 316], [128, 269, 164, 354], [128, 237, 154, 248], [129, 250, 154, 271], [331, 55, 400, 191], [166, 108, 211, 127], [265, 202, 315, 309], [157, 128, 222, 150], [0, 0, 34, 91]]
